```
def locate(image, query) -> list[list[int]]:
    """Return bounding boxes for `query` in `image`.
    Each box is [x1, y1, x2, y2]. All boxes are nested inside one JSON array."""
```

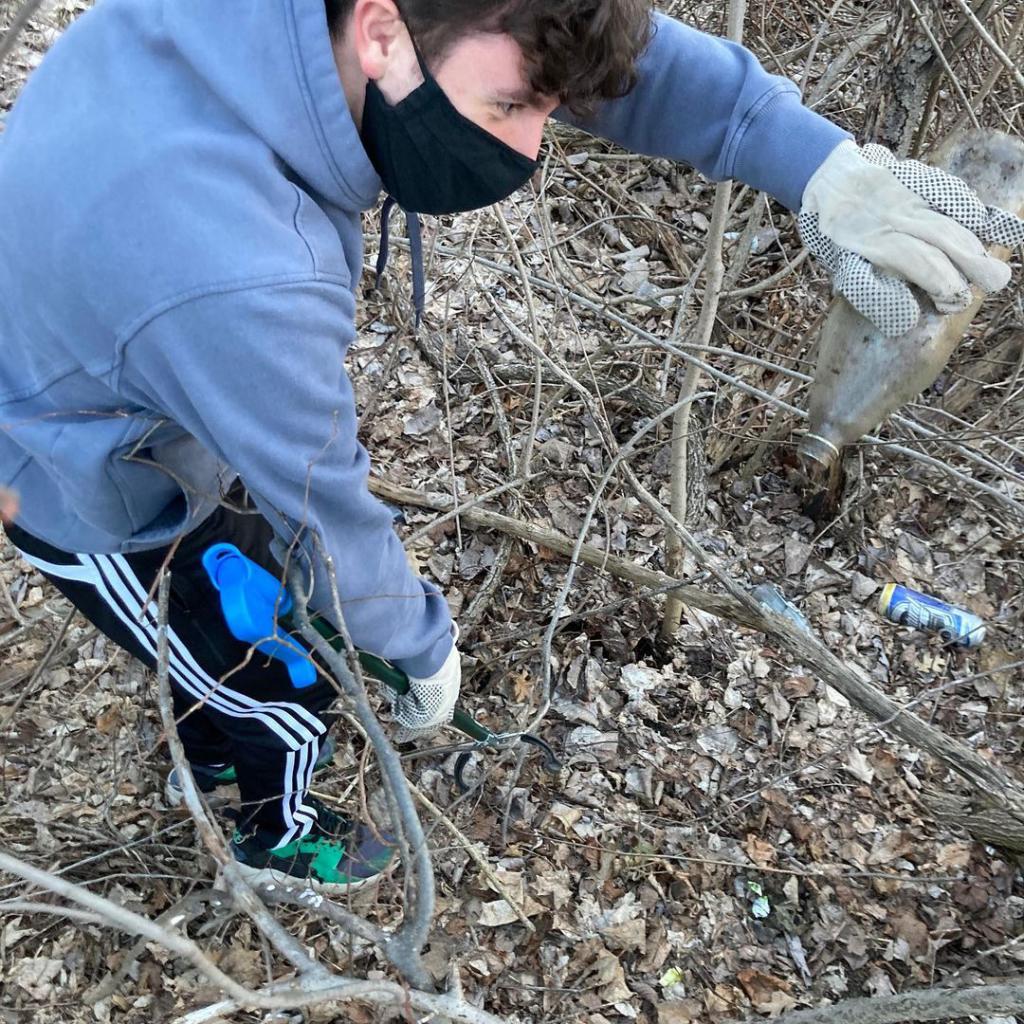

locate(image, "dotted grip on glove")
[[798, 140, 1024, 338]]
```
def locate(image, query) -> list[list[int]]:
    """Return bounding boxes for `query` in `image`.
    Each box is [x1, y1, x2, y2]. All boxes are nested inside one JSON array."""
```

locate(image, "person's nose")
[[506, 112, 548, 161]]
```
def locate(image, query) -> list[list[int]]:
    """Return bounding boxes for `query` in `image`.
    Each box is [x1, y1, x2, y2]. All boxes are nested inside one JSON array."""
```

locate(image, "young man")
[[0, 0, 1020, 893]]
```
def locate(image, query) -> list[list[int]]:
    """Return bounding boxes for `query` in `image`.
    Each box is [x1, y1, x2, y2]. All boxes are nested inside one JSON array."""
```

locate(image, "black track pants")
[[5, 503, 338, 846]]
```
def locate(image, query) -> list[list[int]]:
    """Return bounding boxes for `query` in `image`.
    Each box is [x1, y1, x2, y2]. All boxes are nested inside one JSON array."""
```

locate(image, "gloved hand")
[[391, 641, 461, 743], [798, 140, 1024, 337]]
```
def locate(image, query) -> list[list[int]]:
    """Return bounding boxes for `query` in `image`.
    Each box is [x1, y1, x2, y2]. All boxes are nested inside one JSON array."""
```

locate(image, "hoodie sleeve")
[[554, 13, 852, 213], [117, 278, 454, 678]]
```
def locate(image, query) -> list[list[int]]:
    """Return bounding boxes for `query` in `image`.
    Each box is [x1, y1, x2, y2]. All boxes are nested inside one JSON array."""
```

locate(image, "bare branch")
[[663, 166, 733, 636], [0, 0, 44, 68], [153, 573, 334, 981], [285, 562, 436, 989], [374, 475, 1024, 841], [946, 0, 1024, 92], [746, 979, 1024, 1024], [0, 849, 263, 1005], [176, 979, 508, 1024], [401, 238, 1024, 519]]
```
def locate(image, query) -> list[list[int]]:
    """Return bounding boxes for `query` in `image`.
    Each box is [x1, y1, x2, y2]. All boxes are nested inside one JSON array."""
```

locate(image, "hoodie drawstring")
[[376, 195, 425, 326]]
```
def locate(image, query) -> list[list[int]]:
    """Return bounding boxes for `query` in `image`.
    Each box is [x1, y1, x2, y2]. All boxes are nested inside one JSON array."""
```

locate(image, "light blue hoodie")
[[0, 0, 850, 674]]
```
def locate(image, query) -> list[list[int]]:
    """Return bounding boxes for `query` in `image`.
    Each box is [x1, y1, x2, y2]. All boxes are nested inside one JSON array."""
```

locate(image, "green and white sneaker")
[[165, 736, 336, 807], [231, 796, 396, 895]]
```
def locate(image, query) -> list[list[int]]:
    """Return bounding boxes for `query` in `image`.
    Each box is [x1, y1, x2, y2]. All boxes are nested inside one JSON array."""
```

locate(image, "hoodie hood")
[[164, 0, 381, 212]]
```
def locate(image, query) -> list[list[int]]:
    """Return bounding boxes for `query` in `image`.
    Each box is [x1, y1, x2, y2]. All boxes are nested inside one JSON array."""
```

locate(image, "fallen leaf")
[[892, 911, 930, 958], [851, 572, 879, 600], [657, 1001, 703, 1023], [936, 842, 972, 871], [845, 748, 875, 784], [96, 705, 121, 734], [478, 899, 521, 927], [783, 675, 816, 699], [508, 669, 533, 702], [737, 968, 791, 1012], [547, 802, 584, 831], [760, 990, 798, 1015], [785, 536, 812, 576], [591, 950, 633, 1004], [744, 833, 776, 867], [8, 957, 63, 1000], [403, 403, 441, 436], [601, 917, 647, 953], [867, 830, 914, 865], [837, 840, 869, 867], [218, 948, 264, 987], [696, 724, 738, 759]]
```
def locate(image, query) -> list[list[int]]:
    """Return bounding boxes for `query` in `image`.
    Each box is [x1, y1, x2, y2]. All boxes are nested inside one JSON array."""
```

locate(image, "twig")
[[903, 0, 982, 131], [411, 784, 535, 933], [370, 478, 760, 628], [0, 606, 76, 731], [175, 979, 508, 1024], [941, 331, 1024, 416], [405, 474, 542, 547], [725, 246, 807, 299], [397, 238, 1024, 518], [627, 335, 1024, 520], [946, 0, 1024, 92], [153, 572, 331, 982], [286, 563, 435, 989], [0, 542, 28, 626], [372, 476, 1024, 838], [0, 849, 264, 1005], [494, 204, 544, 477], [663, 168, 734, 637], [300, 536, 422, 916], [667, 0, 749, 638], [950, 5, 1024, 138], [153, 573, 498, 1018], [0, 0, 44, 67], [618, 458, 1024, 830], [442, 349, 519, 634], [257, 884, 393, 951], [83, 890, 224, 1004], [805, 16, 892, 107], [535, 388, 713, 729]]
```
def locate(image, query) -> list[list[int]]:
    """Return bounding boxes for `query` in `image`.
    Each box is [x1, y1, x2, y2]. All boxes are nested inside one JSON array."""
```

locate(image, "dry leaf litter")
[[2, 1, 1023, 1022]]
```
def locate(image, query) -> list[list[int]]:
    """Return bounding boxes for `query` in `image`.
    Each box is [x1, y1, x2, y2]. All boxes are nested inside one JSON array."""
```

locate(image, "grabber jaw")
[[519, 733, 563, 774], [453, 731, 563, 792]]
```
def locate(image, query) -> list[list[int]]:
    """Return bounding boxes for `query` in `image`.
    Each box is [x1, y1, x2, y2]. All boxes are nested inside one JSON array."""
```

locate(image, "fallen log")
[[372, 478, 1024, 850]]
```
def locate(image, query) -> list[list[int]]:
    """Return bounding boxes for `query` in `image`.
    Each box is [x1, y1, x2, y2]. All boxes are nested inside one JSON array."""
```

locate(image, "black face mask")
[[360, 48, 540, 215]]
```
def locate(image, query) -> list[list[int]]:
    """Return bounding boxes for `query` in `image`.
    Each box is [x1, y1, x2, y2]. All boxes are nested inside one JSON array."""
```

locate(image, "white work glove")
[[798, 140, 1024, 337], [391, 640, 461, 743]]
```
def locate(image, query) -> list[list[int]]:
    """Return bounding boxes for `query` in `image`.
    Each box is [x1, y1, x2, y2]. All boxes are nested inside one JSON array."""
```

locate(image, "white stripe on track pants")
[[5, 504, 336, 848]]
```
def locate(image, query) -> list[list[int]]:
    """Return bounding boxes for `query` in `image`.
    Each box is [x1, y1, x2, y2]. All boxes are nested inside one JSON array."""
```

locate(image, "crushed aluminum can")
[[751, 583, 812, 634], [877, 583, 986, 648]]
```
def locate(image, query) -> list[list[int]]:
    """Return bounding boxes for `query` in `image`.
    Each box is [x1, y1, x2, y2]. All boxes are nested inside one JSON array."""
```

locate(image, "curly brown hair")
[[325, 0, 654, 114]]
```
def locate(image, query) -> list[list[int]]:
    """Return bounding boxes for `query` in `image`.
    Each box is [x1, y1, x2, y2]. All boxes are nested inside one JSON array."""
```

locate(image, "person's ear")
[[350, 0, 406, 81]]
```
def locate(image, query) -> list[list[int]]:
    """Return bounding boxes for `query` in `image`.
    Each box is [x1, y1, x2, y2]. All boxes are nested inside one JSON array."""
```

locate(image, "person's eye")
[[495, 101, 522, 116]]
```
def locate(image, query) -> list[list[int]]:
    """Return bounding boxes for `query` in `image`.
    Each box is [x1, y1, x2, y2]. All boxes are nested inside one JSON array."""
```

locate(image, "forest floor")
[[2, 1, 1023, 1022]]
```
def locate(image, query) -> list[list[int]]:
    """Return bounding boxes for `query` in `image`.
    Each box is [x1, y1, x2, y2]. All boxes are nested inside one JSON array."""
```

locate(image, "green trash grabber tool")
[[201, 543, 561, 789]]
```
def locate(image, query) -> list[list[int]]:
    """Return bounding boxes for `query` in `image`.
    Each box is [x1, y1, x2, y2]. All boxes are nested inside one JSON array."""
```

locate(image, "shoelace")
[[376, 195, 425, 326], [306, 797, 354, 839]]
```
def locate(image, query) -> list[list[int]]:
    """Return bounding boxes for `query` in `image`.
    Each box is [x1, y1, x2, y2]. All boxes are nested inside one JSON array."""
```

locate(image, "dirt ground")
[[2, 1, 1023, 1022]]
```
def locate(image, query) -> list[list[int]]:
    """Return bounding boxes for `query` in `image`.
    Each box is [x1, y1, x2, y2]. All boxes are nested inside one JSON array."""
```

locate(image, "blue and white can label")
[[878, 583, 986, 648]]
